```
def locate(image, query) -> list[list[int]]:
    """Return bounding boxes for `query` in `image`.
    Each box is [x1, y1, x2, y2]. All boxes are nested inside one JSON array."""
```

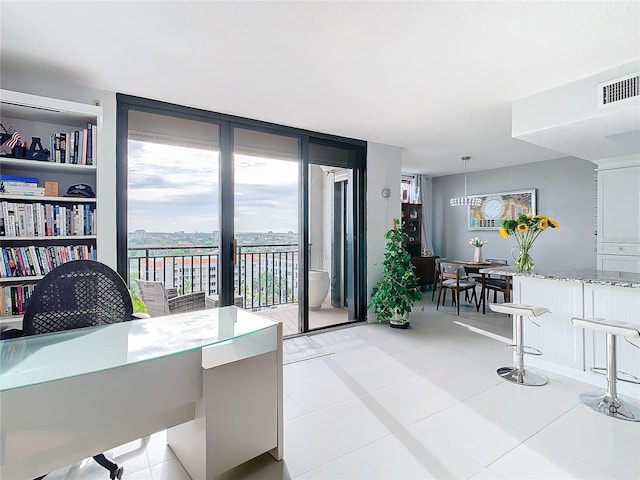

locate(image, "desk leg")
[[167, 324, 282, 479], [270, 322, 284, 461]]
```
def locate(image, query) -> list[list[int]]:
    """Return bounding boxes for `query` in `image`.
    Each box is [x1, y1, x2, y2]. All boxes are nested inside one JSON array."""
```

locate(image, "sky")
[[128, 140, 299, 233]]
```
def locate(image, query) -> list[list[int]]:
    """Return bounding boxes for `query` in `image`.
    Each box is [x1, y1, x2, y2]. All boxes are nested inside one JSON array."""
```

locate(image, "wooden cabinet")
[[596, 162, 640, 272], [0, 89, 103, 321], [410, 255, 438, 289], [401, 203, 422, 257]]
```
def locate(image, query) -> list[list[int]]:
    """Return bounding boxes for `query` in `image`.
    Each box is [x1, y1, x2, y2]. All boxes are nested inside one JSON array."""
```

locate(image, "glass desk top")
[[0, 307, 277, 392]]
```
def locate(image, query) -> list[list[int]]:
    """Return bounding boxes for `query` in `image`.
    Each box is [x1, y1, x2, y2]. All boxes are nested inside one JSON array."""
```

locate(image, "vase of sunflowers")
[[499, 214, 559, 272]]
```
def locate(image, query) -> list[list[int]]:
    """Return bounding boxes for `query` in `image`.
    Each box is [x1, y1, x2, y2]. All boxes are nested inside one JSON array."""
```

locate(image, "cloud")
[[128, 141, 299, 232]]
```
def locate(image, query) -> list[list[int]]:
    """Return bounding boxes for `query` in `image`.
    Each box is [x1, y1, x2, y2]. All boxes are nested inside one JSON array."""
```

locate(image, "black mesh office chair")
[[13, 260, 129, 480]]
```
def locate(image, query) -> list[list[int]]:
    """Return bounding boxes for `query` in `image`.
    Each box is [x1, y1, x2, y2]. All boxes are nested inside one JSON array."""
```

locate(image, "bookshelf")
[[401, 203, 422, 257], [0, 89, 103, 319]]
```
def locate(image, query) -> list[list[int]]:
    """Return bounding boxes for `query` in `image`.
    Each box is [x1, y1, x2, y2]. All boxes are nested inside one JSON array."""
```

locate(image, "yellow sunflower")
[[499, 226, 509, 238], [548, 218, 559, 228], [535, 214, 548, 220], [538, 219, 548, 229], [517, 223, 528, 233], [526, 214, 533, 219]]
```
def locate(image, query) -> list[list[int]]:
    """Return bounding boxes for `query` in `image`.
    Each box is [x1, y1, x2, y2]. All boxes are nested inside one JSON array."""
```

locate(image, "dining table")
[[450, 260, 512, 314]]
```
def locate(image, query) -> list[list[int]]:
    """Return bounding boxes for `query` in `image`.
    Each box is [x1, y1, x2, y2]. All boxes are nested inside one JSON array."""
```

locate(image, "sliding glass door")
[[117, 95, 367, 333], [307, 140, 362, 328], [232, 127, 301, 335], [125, 109, 221, 307]]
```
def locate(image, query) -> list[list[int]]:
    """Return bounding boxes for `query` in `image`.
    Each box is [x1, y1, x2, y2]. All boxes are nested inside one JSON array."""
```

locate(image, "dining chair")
[[135, 279, 206, 317], [431, 257, 447, 302], [484, 258, 510, 303], [436, 262, 478, 315]]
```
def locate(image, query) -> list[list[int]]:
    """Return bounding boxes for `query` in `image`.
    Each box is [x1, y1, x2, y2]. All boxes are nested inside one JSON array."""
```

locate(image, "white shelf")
[[0, 89, 102, 123], [0, 89, 104, 318], [0, 157, 96, 173], [1, 235, 96, 241], [0, 194, 96, 203], [0, 275, 44, 283]]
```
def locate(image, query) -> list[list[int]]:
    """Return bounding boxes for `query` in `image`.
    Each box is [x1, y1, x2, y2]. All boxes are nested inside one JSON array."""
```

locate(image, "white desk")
[[0, 307, 283, 479]]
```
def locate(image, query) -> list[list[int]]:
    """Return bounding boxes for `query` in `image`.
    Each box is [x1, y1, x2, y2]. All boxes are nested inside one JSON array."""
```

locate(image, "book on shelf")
[[1, 201, 96, 238], [42, 127, 96, 165], [0, 175, 41, 197], [0, 187, 46, 196], [1, 284, 36, 316], [87, 123, 93, 165], [0, 245, 96, 279]]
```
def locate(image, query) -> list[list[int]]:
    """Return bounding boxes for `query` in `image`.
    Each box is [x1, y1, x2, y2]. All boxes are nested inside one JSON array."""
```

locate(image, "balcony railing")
[[128, 244, 299, 310]]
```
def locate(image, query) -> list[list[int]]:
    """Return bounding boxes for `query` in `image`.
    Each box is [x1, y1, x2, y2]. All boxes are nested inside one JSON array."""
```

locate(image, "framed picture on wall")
[[468, 189, 536, 230]]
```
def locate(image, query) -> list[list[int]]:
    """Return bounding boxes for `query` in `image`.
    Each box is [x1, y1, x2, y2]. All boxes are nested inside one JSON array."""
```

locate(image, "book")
[[91, 124, 97, 165], [1, 249, 11, 277], [0, 249, 6, 277], [69, 130, 76, 164], [65, 132, 71, 164], [25, 203, 35, 236], [87, 123, 93, 165], [81, 128, 88, 165], [59, 133, 66, 164], [0, 187, 46, 196], [0, 175, 39, 184], [23, 247, 36, 276], [4, 248, 17, 277], [16, 204, 26, 236]]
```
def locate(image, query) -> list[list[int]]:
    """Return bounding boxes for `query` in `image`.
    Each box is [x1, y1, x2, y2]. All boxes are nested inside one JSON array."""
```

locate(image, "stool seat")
[[491, 302, 550, 386], [571, 316, 640, 422], [489, 303, 550, 318], [572, 317, 640, 339]]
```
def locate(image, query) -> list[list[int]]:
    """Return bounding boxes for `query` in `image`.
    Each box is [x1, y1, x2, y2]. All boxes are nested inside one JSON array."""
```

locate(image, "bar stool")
[[489, 302, 550, 386], [571, 317, 640, 422]]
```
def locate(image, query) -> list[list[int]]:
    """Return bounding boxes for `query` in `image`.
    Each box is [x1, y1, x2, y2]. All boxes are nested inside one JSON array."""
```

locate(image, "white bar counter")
[[0, 307, 283, 479], [480, 267, 640, 396]]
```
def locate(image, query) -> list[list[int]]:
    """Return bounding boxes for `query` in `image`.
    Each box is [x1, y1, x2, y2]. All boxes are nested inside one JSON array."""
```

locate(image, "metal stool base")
[[580, 391, 640, 422], [497, 366, 548, 386]]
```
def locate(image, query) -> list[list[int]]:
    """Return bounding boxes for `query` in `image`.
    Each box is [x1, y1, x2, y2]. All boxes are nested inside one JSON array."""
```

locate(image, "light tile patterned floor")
[[42, 294, 640, 479]]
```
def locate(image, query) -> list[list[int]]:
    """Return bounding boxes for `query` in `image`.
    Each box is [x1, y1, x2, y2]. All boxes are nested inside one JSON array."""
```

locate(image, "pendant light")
[[450, 156, 481, 207]]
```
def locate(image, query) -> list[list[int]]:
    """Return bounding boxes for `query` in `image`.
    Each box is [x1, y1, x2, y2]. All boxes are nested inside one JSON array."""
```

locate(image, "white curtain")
[[417, 175, 435, 255]]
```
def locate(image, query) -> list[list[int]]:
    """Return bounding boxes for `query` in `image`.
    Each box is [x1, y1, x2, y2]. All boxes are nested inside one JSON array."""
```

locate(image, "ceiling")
[[1, 1, 639, 177]]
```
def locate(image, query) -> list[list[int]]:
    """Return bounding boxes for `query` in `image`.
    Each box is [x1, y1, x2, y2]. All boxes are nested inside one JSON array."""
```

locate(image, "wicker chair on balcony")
[[135, 279, 206, 317]]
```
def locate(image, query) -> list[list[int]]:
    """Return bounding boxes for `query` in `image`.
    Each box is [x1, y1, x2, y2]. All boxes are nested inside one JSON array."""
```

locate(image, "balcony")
[[128, 243, 350, 336], [128, 243, 298, 307]]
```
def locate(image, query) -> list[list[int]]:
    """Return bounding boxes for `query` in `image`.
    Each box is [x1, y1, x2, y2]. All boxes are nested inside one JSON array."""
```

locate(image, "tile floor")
[[42, 294, 640, 479]]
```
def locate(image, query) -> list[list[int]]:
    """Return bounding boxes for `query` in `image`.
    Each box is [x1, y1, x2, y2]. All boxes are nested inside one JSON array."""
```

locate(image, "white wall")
[[1, 72, 118, 270], [431, 157, 597, 270], [366, 142, 402, 322]]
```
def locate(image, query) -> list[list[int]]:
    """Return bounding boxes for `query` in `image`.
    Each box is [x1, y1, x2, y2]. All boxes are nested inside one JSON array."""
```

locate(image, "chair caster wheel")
[[110, 466, 124, 479]]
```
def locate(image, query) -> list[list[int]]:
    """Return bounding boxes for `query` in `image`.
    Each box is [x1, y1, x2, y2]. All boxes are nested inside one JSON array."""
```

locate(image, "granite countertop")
[[479, 266, 640, 288]]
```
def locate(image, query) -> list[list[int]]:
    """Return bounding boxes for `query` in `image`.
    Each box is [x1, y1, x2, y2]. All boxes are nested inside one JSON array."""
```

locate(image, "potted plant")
[[369, 218, 422, 329]]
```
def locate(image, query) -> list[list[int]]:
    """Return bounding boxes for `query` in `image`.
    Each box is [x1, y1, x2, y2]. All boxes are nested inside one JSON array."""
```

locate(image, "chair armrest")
[[165, 287, 178, 299], [168, 290, 206, 314]]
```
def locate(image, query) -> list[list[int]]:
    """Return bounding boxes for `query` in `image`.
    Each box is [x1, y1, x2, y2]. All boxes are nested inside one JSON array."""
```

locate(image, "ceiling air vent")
[[598, 73, 639, 107]]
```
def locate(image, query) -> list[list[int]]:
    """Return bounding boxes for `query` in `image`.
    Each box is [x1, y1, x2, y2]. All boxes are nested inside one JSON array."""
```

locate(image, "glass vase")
[[514, 247, 534, 273]]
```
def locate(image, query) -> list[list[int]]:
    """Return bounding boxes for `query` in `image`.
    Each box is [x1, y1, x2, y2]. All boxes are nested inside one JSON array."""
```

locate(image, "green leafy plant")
[[129, 289, 148, 313], [368, 218, 422, 324]]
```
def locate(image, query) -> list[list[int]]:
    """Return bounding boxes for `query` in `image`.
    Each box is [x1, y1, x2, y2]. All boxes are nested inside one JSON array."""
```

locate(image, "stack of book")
[[49, 123, 96, 165], [0, 175, 44, 196]]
